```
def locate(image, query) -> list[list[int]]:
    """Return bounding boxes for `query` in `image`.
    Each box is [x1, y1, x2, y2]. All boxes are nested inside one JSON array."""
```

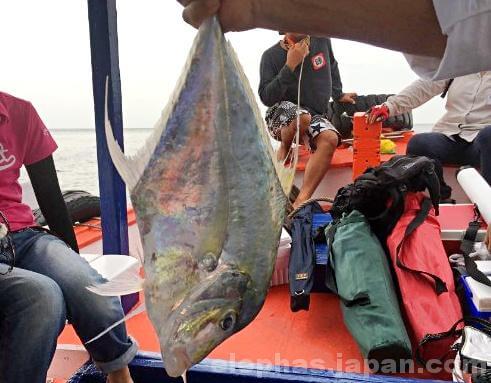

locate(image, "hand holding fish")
[[286, 41, 309, 71], [177, 0, 255, 32], [177, 0, 446, 58]]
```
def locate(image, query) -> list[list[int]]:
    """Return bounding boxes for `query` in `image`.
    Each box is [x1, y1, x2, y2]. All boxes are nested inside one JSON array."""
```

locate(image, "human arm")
[[26, 156, 79, 252], [327, 40, 357, 104], [178, 0, 446, 57], [326, 39, 345, 103], [366, 78, 448, 124], [383, 78, 448, 117], [22, 102, 79, 252]]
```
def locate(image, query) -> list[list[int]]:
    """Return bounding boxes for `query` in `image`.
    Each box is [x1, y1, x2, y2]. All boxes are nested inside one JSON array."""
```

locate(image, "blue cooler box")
[[460, 273, 491, 321], [312, 213, 333, 265]]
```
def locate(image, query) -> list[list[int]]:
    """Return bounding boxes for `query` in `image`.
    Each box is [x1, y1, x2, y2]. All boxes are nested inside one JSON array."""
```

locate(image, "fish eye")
[[219, 314, 235, 332]]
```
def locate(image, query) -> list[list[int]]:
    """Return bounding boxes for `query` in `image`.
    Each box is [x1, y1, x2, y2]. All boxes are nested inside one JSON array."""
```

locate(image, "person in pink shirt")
[[0, 92, 136, 383]]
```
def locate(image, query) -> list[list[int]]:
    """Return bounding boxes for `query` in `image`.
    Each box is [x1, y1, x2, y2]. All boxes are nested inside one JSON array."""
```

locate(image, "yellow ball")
[[380, 139, 396, 154]]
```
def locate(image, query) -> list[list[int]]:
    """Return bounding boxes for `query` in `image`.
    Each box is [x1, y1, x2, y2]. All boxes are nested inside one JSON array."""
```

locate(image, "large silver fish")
[[100, 17, 295, 377]]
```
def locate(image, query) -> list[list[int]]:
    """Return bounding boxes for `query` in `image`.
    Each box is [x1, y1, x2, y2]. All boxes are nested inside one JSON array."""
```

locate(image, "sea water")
[[19, 128, 151, 196]]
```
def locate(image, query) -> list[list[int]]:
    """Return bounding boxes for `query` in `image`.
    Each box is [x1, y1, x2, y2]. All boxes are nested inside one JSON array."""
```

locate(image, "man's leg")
[[294, 116, 339, 208], [407, 132, 469, 165], [12, 229, 137, 381], [471, 126, 491, 184], [278, 113, 311, 162], [0, 263, 66, 383], [266, 101, 311, 162]]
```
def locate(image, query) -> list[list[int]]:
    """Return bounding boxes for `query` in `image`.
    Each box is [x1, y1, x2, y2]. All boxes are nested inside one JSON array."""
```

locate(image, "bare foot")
[[107, 367, 133, 383], [292, 190, 311, 210]]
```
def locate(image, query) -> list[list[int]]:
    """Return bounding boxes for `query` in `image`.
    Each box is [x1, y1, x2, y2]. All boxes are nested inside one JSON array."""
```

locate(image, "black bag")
[[330, 155, 448, 242], [417, 317, 491, 383], [288, 201, 324, 312]]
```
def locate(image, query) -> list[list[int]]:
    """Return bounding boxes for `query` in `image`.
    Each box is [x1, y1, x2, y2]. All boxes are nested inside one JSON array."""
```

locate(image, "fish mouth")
[[164, 345, 193, 378]]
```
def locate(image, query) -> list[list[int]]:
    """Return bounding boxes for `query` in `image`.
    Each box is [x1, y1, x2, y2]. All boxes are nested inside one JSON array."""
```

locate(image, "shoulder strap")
[[416, 317, 464, 365], [463, 317, 491, 335], [396, 197, 448, 295], [416, 316, 491, 365], [324, 223, 338, 294], [461, 207, 491, 287]]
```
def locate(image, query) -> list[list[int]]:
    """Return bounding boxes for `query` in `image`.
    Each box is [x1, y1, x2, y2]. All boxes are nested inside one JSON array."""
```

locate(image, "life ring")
[[33, 190, 101, 226], [327, 94, 413, 139]]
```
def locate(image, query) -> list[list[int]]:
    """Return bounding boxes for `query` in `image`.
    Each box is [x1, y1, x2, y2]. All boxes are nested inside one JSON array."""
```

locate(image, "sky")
[[1, 1, 446, 132]]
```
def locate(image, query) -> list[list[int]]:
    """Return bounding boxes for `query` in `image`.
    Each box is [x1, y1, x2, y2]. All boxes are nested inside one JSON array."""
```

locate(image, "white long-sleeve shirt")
[[385, 71, 491, 142], [405, 0, 491, 80]]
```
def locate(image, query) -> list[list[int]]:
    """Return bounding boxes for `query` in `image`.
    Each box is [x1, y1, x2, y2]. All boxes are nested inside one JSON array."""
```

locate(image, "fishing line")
[[282, 56, 305, 167]]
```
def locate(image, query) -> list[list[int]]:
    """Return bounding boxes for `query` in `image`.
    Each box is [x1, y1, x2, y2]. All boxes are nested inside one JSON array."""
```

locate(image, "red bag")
[[386, 192, 463, 362]]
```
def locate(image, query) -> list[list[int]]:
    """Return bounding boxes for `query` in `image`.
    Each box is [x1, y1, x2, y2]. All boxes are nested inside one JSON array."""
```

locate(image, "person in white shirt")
[[405, 1, 491, 80], [367, 72, 491, 184], [177, 0, 491, 80]]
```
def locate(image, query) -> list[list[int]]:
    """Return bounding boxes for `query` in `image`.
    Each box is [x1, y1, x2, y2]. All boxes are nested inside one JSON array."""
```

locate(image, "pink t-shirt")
[[0, 92, 58, 231]]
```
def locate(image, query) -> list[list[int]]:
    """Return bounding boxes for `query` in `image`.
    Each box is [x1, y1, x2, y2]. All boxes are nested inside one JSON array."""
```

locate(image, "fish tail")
[[104, 77, 144, 191], [84, 303, 146, 345], [86, 267, 145, 297]]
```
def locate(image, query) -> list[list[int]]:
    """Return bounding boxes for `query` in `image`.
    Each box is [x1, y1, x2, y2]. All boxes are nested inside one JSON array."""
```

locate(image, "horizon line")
[[51, 123, 435, 131]]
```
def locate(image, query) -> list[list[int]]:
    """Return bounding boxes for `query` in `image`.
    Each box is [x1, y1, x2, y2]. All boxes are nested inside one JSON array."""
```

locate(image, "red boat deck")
[[58, 285, 450, 380]]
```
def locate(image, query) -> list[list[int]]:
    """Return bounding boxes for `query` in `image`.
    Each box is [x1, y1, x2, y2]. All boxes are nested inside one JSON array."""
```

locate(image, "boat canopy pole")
[[87, 0, 138, 312]]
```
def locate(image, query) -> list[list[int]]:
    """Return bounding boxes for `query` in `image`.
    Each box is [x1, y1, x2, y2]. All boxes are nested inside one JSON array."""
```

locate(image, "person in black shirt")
[[259, 33, 356, 208]]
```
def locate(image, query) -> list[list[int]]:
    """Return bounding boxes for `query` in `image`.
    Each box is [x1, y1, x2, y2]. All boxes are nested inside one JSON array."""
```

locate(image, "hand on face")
[[286, 40, 310, 71]]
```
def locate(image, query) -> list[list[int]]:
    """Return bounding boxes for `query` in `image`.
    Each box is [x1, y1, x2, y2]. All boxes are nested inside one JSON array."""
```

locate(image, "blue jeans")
[[0, 228, 138, 383], [407, 126, 491, 184]]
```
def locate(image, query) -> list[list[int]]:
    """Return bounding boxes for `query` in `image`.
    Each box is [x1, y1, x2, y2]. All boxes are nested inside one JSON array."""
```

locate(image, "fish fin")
[[225, 41, 297, 196], [132, 244, 145, 266], [84, 303, 146, 345], [104, 78, 142, 191], [87, 268, 145, 297]]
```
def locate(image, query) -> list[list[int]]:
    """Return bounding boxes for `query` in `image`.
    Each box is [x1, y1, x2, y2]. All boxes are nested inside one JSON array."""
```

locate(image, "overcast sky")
[[1, 1, 446, 131]]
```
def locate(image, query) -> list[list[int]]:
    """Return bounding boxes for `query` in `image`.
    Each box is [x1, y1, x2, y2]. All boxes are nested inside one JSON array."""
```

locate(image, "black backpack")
[[330, 155, 450, 242]]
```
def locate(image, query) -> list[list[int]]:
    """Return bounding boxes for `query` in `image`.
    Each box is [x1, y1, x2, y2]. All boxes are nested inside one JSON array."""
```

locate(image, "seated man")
[[259, 32, 356, 208], [0, 91, 136, 383], [368, 71, 491, 184]]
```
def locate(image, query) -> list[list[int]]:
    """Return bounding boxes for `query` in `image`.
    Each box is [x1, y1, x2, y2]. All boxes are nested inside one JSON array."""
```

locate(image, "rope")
[[288, 196, 334, 219], [74, 222, 102, 230]]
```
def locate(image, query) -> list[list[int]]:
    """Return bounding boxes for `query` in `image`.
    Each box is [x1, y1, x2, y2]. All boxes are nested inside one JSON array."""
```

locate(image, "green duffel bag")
[[325, 210, 412, 367]]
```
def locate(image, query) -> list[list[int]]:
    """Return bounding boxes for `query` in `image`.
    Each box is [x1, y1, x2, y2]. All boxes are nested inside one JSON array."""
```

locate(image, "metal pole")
[[87, 0, 138, 312]]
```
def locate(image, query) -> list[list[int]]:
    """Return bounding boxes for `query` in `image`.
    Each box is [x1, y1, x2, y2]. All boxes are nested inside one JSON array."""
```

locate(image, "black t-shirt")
[[259, 37, 343, 115]]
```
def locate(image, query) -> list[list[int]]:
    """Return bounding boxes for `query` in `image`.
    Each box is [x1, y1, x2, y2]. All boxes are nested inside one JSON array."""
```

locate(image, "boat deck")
[[57, 285, 450, 381]]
